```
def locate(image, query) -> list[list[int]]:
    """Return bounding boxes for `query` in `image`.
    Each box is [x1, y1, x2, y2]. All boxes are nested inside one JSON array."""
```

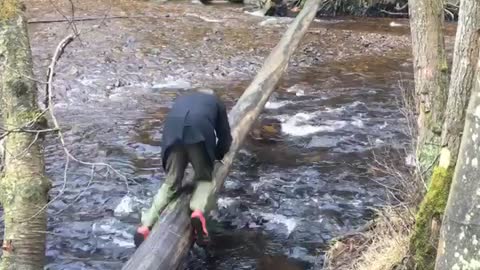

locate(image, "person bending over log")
[[134, 88, 232, 248]]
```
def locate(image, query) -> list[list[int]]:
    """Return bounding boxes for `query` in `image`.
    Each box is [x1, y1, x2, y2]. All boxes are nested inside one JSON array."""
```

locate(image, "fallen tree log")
[[122, 0, 321, 268]]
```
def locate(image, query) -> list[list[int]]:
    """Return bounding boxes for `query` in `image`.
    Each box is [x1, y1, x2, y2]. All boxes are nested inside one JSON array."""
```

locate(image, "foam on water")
[[351, 118, 364, 128], [218, 197, 237, 209], [79, 77, 98, 86], [286, 84, 307, 96], [114, 196, 135, 217], [324, 106, 346, 114], [324, 101, 365, 114], [238, 148, 253, 156], [244, 10, 266, 17], [350, 101, 365, 107], [92, 219, 134, 242], [374, 138, 384, 145], [113, 195, 146, 218], [379, 122, 389, 129], [113, 237, 134, 248], [265, 100, 291, 109], [278, 112, 347, 136], [260, 213, 298, 236], [152, 77, 191, 89], [251, 181, 264, 192]]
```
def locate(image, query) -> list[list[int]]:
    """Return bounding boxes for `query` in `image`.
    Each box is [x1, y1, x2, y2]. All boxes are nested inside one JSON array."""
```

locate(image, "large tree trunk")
[[408, 0, 448, 268], [441, 1, 480, 161], [408, 0, 449, 176], [409, 2, 480, 269], [434, 56, 480, 270], [122, 0, 321, 269], [0, 1, 51, 269]]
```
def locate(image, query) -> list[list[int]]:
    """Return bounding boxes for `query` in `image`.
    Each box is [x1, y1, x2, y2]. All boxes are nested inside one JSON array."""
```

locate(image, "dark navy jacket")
[[160, 92, 232, 169]]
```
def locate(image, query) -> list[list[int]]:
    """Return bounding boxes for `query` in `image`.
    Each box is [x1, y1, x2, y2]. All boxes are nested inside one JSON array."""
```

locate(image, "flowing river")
[[0, 0, 435, 269]]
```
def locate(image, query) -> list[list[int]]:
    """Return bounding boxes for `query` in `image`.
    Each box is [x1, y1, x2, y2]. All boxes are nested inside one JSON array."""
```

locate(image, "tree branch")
[[28, 15, 141, 24], [44, 34, 75, 109]]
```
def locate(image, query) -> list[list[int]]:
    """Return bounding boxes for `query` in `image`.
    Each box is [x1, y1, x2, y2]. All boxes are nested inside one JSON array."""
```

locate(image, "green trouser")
[[141, 143, 215, 228]]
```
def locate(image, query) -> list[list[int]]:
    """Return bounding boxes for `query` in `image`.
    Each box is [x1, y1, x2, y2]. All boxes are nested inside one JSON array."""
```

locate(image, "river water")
[[3, 1, 421, 269]]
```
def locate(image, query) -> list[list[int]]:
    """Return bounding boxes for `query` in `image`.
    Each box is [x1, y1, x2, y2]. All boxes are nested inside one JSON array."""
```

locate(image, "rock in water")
[[249, 117, 282, 142]]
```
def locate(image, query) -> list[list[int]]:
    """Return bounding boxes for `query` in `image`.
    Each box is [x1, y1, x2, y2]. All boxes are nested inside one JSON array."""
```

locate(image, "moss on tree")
[[417, 140, 441, 182], [0, 1, 51, 269], [0, 0, 22, 22], [410, 166, 453, 270]]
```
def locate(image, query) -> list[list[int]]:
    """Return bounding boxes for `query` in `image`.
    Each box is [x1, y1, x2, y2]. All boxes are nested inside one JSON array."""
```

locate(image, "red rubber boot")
[[191, 210, 209, 246], [134, 225, 150, 248]]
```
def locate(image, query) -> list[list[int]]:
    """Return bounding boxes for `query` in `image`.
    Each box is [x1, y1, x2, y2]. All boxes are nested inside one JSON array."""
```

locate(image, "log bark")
[[408, 0, 449, 177], [0, 1, 51, 269], [409, 2, 480, 269], [434, 57, 480, 270], [122, 0, 321, 269]]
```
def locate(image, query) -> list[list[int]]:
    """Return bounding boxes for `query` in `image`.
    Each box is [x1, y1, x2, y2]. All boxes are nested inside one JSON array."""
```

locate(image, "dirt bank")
[[27, 0, 412, 92]]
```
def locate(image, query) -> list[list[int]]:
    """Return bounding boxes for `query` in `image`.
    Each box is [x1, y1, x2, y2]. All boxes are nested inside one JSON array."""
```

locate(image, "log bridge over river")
[[122, 0, 322, 268]]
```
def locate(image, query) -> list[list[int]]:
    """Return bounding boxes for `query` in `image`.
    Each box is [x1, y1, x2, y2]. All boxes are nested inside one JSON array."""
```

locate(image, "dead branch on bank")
[[28, 15, 139, 24]]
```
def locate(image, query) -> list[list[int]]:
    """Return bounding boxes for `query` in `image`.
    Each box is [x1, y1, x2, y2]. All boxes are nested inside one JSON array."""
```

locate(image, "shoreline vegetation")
[[255, 0, 459, 20]]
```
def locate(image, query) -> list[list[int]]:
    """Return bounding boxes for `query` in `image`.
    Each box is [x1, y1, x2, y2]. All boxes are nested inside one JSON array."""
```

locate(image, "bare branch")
[[44, 34, 75, 109], [28, 15, 137, 24], [184, 12, 223, 23], [0, 108, 51, 141], [444, 8, 455, 20], [3, 64, 48, 85], [379, 9, 408, 16], [68, 0, 79, 35], [54, 164, 96, 215], [12, 131, 40, 160], [394, 3, 408, 11], [47, 0, 80, 36], [23, 30, 131, 221], [40, 32, 131, 205]]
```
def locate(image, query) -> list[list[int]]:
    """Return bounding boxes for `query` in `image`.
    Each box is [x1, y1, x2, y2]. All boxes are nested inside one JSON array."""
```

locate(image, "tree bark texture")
[[0, 1, 51, 269], [435, 57, 480, 270], [408, 0, 449, 177], [409, 2, 480, 269], [441, 0, 480, 163], [122, 0, 321, 268]]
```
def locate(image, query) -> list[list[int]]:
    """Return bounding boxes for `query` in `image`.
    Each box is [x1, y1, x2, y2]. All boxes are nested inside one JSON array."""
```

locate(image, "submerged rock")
[[249, 117, 282, 142]]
